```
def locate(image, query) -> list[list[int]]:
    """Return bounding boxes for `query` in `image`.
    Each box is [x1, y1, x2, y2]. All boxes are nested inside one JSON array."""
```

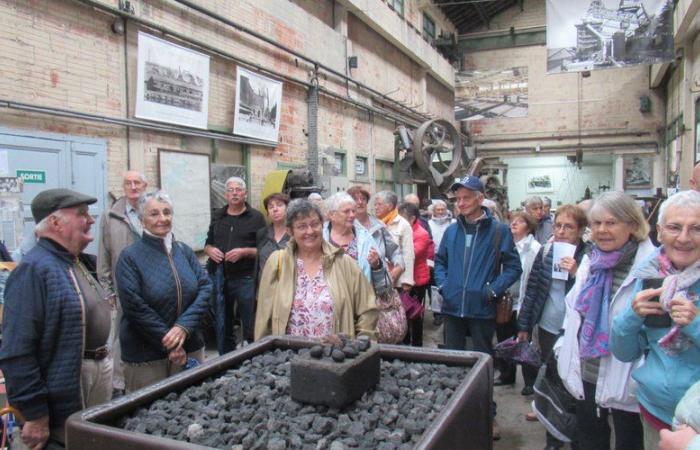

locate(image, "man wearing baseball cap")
[[0, 188, 113, 448], [434, 175, 521, 439]]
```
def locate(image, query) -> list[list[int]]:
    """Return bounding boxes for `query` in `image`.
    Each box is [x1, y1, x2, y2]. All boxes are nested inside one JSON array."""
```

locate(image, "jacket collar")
[[140, 231, 175, 253], [457, 206, 492, 228], [37, 237, 78, 264], [108, 196, 130, 221], [214, 202, 253, 219]]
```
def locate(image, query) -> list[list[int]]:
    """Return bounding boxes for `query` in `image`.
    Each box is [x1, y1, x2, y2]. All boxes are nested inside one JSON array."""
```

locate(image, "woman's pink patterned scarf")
[[654, 251, 700, 355]]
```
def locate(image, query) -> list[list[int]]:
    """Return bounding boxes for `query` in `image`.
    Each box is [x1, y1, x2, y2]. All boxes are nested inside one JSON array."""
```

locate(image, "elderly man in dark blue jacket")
[[435, 176, 522, 354], [0, 188, 113, 449]]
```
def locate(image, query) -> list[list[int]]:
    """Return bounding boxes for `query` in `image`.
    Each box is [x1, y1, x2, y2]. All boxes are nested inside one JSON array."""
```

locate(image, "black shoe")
[[521, 385, 534, 396], [112, 388, 125, 399], [494, 378, 515, 386], [543, 446, 562, 450]]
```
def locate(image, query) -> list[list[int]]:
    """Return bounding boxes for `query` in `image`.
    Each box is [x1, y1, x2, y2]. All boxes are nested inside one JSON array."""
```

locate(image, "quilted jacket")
[[116, 233, 212, 363]]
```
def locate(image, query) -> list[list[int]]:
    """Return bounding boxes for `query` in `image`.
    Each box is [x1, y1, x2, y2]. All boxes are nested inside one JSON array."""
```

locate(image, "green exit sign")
[[17, 170, 46, 184]]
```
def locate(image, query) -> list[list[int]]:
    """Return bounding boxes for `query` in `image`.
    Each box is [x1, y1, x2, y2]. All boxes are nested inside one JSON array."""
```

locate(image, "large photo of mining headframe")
[[546, 0, 674, 74]]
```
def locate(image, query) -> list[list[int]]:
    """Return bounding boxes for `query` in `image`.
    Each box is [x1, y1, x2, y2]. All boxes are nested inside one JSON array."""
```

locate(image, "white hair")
[[138, 191, 174, 219], [658, 190, 700, 224], [123, 171, 147, 183], [35, 209, 68, 235], [432, 199, 447, 209], [225, 177, 246, 190], [325, 192, 355, 214]]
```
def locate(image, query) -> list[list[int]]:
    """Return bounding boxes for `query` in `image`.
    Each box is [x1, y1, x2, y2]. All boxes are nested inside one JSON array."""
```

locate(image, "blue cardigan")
[[0, 239, 86, 428], [116, 233, 212, 363], [434, 208, 522, 318]]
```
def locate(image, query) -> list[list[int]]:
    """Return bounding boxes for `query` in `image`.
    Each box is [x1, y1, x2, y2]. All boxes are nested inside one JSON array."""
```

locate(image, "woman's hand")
[[162, 325, 187, 350], [517, 331, 529, 342], [659, 425, 698, 450], [632, 287, 665, 318], [559, 256, 578, 276], [389, 265, 403, 283], [168, 347, 186, 366], [367, 248, 381, 270], [670, 297, 698, 327]]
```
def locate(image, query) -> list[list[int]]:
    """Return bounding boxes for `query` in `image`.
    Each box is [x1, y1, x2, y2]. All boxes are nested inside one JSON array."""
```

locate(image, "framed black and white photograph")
[[135, 32, 210, 129], [233, 67, 283, 143], [546, 0, 674, 74], [623, 155, 653, 189], [455, 67, 528, 121], [526, 174, 553, 193]]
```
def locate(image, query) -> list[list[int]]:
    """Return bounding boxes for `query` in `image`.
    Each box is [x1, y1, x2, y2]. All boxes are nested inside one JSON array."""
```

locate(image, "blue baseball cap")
[[450, 175, 484, 193]]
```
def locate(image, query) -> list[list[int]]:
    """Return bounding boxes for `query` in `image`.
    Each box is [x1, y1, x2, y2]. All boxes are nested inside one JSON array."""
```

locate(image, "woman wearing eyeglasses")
[[254, 199, 377, 340], [611, 190, 700, 450], [556, 191, 656, 450]]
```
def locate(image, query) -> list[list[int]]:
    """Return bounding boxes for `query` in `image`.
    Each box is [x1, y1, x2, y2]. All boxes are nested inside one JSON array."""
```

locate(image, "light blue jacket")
[[323, 220, 390, 296], [673, 379, 700, 449], [610, 249, 700, 425]]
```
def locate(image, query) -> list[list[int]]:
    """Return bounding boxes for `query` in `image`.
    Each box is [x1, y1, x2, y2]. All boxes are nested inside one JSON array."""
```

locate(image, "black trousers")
[[575, 380, 643, 450], [403, 285, 427, 347]]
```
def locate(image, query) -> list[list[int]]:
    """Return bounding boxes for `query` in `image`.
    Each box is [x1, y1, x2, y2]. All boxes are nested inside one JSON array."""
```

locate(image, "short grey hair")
[[543, 197, 552, 207], [432, 199, 447, 209], [325, 192, 355, 214], [225, 177, 246, 190], [524, 196, 543, 209], [590, 191, 649, 242], [658, 190, 700, 225], [123, 171, 147, 183], [35, 209, 68, 235], [375, 191, 398, 208], [138, 191, 174, 219], [286, 198, 324, 228]]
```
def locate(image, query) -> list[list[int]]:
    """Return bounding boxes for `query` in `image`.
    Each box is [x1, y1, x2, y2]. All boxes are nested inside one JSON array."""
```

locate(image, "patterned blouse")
[[329, 231, 359, 261], [285, 258, 335, 337]]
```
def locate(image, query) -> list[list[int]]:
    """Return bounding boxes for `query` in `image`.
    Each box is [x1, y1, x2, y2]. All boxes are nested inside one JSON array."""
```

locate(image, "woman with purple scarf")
[[556, 191, 656, 450], [611, 190, 700, 450]]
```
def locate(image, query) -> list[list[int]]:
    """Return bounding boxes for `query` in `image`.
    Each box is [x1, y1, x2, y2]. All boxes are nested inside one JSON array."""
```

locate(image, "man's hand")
[[559, 256, 578, 276], [162, 325, 187, 351], [670, 297, 698, 327], [224, 247, 255, 263], [21, 416, 49, 450], [205, 245, 224, 264], [517, 331, 529, 342], [168, 347, 186, 366], [632, 287, 665, 318]]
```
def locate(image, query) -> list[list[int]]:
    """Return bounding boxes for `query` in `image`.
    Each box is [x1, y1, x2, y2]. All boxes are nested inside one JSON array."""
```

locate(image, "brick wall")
[[0, 0, 455, 207]]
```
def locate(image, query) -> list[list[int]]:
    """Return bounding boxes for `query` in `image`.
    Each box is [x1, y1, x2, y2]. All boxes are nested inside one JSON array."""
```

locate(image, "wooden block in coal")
[[290, 346, 380, 409]]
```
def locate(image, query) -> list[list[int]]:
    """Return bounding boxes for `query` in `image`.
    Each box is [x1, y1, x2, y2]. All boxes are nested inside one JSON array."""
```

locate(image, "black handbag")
[[531, 353, 578, 443]]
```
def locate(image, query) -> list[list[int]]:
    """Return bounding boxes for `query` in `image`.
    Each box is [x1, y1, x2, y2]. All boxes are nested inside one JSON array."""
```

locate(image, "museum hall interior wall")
[[0, 0, 456, 206], [460, 0, 667, 206]]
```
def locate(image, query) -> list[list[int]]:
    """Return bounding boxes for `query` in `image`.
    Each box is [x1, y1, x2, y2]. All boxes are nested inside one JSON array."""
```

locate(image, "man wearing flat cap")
[[434, 176, 521, 437], [0, 188, 113, 449]]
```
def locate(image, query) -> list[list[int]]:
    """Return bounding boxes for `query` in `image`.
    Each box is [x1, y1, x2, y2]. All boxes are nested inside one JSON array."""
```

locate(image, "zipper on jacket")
[[67, 265, 87, 408], [165, 243, 183, 316], [459, 220, 478, 317]]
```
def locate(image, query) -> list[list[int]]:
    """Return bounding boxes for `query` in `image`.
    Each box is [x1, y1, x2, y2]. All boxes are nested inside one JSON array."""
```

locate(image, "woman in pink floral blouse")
[[254, 199, 377, 340]]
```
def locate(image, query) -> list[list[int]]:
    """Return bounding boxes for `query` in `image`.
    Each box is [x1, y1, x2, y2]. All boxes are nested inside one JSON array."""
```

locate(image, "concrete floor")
[[422, 310, 549, 450]]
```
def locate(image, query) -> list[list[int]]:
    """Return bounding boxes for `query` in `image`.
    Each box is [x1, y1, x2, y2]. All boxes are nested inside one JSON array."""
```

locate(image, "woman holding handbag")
[[398, 202, 434, 347]]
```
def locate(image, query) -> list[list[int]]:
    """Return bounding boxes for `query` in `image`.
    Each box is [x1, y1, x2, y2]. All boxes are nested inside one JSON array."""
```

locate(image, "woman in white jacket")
[[556, 191, 656, 450]]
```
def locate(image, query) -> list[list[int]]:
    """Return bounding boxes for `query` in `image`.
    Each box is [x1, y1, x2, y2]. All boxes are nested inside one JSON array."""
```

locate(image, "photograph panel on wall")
[[546, 0, 674, 74], [455, 67, 528, 121], [623, 155, 653, 189], [135, 32, 210, 129], [233, 67, 283, 143], [526, 174, 554, 193]]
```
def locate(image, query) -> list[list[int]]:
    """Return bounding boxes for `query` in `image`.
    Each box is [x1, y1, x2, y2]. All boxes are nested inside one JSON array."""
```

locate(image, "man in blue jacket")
[[0, 189, 112, 449], [435, 175, 521, 354]]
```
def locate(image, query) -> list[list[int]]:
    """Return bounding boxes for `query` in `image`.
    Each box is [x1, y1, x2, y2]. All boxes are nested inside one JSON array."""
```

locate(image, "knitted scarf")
[[639, 249, 700, 355], [380, 208, 399, 226], [575, 240, 637, 359]]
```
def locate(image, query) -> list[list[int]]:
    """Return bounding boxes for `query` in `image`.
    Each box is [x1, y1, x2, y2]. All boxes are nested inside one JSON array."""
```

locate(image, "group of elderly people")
[[4, 168, 699, 450]]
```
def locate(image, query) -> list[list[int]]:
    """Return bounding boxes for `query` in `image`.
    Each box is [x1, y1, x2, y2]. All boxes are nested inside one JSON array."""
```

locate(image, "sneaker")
[[521, 385, 534, 396], [492, 419, 501, 440]]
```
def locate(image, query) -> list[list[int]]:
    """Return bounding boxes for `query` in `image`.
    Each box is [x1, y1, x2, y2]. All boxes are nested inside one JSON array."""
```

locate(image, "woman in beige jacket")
[[254, 198, 377, 341]]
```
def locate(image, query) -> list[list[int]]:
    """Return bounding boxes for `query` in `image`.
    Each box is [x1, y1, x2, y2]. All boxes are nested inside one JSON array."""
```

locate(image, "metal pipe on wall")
[[307, 77, 320, 182], [69, 0, 418, 128], [170, 0, 432, 121]]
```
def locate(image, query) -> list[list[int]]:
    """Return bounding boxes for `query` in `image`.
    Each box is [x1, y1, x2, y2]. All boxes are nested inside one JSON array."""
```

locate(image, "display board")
[[158, 149, 211, 251]]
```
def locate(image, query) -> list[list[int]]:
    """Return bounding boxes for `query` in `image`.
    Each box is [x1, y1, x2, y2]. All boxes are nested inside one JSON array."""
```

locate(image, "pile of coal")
[[118, 348, 468, 449]]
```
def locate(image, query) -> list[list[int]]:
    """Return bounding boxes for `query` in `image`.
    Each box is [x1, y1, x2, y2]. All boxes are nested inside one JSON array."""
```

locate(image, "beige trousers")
[[642, 416, 661, 450], [81, 357, 113, 408], [124, 348, 204, 393]]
